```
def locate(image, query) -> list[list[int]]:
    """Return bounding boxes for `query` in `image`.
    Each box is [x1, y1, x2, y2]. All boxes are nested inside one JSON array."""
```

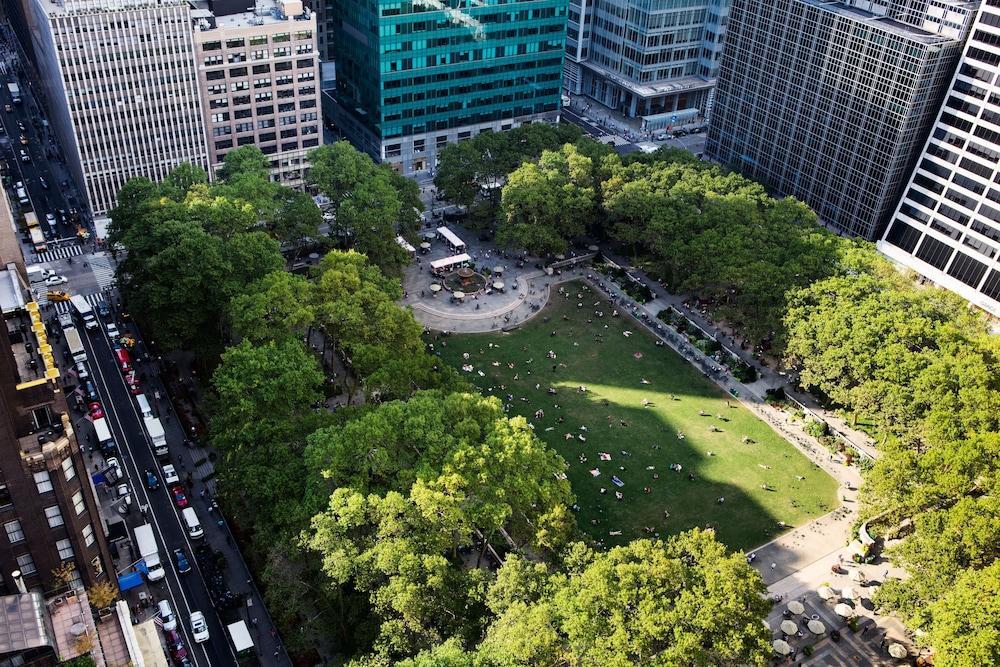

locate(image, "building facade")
[[327, 0, 567, 175], [879, 0, 1000, 317], [564, 0, 729, 125], [191, 0, 322, 187], [706, 0, 976, 239], [27, 0, 210, 218], [0, 190, 113, 595]]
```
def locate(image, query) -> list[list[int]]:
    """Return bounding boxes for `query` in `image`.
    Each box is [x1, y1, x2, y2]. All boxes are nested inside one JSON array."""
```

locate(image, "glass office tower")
[[328, 0, 567, 174]]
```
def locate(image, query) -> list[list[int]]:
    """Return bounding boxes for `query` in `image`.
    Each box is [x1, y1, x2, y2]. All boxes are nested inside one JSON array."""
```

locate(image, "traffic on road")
[[0, 25, 285, 666]]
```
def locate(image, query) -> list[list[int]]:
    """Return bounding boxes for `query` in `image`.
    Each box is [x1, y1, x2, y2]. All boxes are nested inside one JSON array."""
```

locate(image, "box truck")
[[134, 523, 165, 581]]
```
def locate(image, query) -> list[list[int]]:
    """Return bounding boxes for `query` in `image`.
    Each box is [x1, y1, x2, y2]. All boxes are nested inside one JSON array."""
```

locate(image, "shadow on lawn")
[[435, 280, 837, 551]]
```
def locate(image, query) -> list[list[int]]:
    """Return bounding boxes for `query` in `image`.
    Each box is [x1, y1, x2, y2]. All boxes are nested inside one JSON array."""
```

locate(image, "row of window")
[[201, 31, 312, 53], [204, 58, 314, 80]]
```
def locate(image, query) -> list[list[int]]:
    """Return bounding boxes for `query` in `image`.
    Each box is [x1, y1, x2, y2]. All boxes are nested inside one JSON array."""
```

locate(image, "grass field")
[[436, 281, 838, 551]]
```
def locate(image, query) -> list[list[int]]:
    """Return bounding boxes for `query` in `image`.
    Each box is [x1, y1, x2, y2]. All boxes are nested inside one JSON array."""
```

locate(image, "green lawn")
[[435, 281, 838, 551]]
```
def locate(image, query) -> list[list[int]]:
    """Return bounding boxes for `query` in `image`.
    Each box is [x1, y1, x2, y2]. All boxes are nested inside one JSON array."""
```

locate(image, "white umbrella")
[[780, 620, 798, 635], [807, 619, 826, 635], [493, 266, 504, 274], [841, 586, 858, 601], [429, 283, 441, 292], [849, 568, 866, 582], [818, 586, 836, 600], [834, 603, 854, 617], [772, 639, 791, 656], [888, 643, 907, 659], [453, 291, 465, 299], [493, 281, 504, 290], [787, 600, 805, 615]]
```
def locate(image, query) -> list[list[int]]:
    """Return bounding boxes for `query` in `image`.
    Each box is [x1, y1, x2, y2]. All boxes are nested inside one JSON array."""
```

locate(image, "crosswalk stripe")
[[34, 244, 85, 264], [48, 292, 108, 314]]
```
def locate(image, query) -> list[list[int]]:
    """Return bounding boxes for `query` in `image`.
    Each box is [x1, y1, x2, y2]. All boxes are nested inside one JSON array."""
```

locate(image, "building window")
[[251, 49, 268, 60], [0, 485, 10, 509], [62, 458, 76, 481], [56, 539, 74, 560], [231, 81, 249, 92], [16, 554, 36, 576], [45, 506, 64, 528], [72, 491, 85, 516], [216, 140, 234, 150], [204, 55, 223, 66], [273, 32, 290, 43], [211, 112, 230, 123], [4, 520, 24, 544], [250, 35, 268, 46], [252, 64, 271, 74], [82, 524, 94, 547], [226, 38, 245, 48], [202, 40, 222, 51], [34, 471, 53, 494]]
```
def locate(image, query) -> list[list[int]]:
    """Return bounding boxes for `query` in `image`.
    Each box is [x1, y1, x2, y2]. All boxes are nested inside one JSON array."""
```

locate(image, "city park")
[[411, 227, 839, 550]]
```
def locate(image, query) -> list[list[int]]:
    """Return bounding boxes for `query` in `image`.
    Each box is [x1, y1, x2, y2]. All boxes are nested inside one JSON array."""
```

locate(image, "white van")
[[157, 599, 177, 631], [135, 394, 153, 420], [181, 507, 203, 540]]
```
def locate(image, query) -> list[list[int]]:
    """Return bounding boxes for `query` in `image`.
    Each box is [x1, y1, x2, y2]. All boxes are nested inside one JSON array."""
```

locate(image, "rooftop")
[[804, 0, 971, 45], [191, 0, 311, 31]]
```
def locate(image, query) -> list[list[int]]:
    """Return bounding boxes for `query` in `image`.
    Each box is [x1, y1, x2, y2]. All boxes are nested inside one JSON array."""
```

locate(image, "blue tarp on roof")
[[118, 571, 144, 592]]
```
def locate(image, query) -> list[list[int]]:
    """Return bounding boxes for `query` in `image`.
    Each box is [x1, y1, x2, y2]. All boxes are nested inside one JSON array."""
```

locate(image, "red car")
[[124, 370, 142, 395], [165, 629, 188, 663], [171, 486, 188, 508], [88, 402, 104, 420], [113, 347, 132, 373]]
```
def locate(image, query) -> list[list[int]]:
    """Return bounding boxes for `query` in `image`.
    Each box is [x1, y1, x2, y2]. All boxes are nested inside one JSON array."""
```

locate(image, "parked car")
[[113, 347, 131, 372], [106, 323, 120, 340], [82, 380, 99, 402], [16, 121, 25, 132], [116, 483, 131, 512], [189, 611, 209, 643], [39, 176, 48, 189], [158, 599, 177, 632], [105, 457, 122, 481], [171, 486, 188, 508], [18, 133, 27, 145], [173, 548, 191, 574], [97, 301, 111, 319], [145, 469, 159, 490], [18, 149, 29, 162], [162, 464, 179, 485], [44, 274, 67, 286], [75, 361, 89, 381], [88, 402, 104, 420], [124, 370, 142, 395], [165, 629, 187, 663]]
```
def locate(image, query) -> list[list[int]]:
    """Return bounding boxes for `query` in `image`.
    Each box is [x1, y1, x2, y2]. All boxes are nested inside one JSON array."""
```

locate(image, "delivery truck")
[[134, 523, 165, 581], [144, 417, 168, 457], [63, 325, 87, 364]]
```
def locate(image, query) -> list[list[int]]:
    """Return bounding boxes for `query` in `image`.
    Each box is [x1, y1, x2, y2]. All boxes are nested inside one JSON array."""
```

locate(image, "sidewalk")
[[602, 252, 879, 460]]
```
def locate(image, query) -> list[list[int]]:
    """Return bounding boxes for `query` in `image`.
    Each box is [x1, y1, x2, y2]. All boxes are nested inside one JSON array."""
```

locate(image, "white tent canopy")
[[436, 226, 466, 250], [430, 253, 471, 272]]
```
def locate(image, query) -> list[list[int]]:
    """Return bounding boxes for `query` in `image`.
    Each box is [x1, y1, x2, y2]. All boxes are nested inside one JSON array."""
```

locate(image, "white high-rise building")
[[879, 1, 1000, 317], [27, 0, 210, 219]]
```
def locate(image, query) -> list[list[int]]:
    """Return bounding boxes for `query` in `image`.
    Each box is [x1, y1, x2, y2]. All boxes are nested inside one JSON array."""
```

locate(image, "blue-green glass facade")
[[334, 0, 567, 147]]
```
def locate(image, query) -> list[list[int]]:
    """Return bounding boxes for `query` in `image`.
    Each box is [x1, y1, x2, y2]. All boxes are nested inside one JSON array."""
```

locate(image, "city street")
[[0, 21, 287, 667], [0, 34, 87, 259]]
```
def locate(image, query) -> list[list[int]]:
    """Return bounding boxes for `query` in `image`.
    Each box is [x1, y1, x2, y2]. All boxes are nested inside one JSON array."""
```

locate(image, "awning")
[[117, 571, 145, 592]]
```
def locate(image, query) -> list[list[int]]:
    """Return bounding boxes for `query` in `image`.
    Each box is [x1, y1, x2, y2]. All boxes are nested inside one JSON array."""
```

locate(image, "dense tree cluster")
[[308, 142, 423, 274]]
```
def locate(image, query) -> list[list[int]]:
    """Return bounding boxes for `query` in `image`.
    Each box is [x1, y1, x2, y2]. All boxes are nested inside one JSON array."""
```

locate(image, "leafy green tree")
[[271, 189, 323, 246], [336, 174, 410, 274], [478, 530, 771, 666], [229, 270, 316, 344], [923, 561, 1000, 667], [309, 142, 378, 203], [497, 144, 596, 255], [434, 123, 583, 210], [218, 145, 271, 180]]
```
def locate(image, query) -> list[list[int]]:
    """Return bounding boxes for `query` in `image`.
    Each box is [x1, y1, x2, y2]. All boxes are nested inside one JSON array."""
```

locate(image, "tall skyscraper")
[[0, 190, 113, 594], [879, 1, 1000, 317], [326, 0, 567, 174], [27, 0, 210, 218], [707, 0, 976, 239], [564, 0, 729, 124], [191, 0, 323, 188]]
